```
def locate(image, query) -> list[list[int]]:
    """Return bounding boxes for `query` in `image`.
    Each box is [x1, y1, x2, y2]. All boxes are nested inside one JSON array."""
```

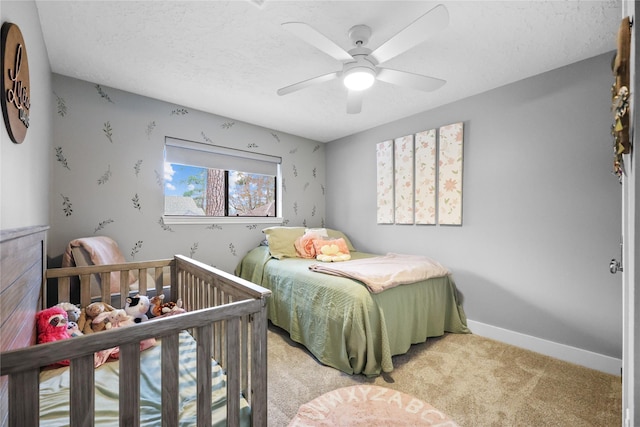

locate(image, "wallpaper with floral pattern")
[[50, 74, 326, 273]]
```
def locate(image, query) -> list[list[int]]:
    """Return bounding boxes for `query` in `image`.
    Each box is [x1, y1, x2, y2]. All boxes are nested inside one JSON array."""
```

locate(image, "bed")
[[235, 227, 469, 377], [0, 226, 271, 427]]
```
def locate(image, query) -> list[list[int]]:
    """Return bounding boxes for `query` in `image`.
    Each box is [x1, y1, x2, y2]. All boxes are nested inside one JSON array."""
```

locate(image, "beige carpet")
[[267, 325, 622, 426]]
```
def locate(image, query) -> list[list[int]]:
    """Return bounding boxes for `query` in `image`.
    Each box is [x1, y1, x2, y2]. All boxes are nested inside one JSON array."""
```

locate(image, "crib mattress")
[[38, 331, 251, 426]]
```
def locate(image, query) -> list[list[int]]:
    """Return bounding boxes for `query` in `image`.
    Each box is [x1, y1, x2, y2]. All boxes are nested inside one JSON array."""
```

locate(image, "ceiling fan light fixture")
[[343, 67, 375, 91]]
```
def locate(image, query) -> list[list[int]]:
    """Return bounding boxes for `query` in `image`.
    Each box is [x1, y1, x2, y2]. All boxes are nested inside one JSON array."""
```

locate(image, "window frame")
[[163, 136, 283, 225]]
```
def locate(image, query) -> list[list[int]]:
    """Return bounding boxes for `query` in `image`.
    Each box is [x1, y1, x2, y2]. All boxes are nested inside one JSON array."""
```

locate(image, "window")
[[163, 137, 282, 224]]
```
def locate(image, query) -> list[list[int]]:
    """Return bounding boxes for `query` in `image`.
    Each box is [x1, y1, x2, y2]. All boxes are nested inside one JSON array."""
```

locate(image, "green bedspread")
[[235, 246, 469, 377], [39, 331, 251, 426]]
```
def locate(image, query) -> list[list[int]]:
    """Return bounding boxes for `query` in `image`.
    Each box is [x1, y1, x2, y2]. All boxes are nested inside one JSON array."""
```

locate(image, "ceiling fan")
[[277, 4, 449, 114]]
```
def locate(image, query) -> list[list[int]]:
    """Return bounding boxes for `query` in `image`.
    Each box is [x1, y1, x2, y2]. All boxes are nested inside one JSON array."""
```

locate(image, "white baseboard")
[[466, 319, 622, 376]]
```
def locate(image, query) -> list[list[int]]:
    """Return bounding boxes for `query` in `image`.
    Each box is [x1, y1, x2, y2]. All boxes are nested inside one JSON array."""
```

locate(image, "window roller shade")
[[165, 137, 281, 176]]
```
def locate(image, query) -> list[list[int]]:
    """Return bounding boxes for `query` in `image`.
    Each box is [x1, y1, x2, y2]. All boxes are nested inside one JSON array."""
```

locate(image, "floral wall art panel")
[[438, 122, 464, 225], [414, 129, 437, 225], [376, 140, 394, 224], [394, 134, 415, 224]]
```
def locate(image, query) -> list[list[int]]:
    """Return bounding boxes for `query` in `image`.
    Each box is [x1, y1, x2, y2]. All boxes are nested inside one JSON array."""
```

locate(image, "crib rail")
[[2, 255, 270, 427], [46, 258, 176, 308], [172, 255, 271, 415]]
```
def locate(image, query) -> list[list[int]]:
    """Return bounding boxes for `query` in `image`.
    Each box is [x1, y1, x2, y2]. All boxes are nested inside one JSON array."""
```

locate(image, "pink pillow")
[[294, 232, 322, 259], [312, 238, 350, 255]]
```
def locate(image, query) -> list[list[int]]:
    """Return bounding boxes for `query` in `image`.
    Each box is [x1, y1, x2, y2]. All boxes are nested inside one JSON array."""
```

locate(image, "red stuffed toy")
[[36, 306, 72, 366]]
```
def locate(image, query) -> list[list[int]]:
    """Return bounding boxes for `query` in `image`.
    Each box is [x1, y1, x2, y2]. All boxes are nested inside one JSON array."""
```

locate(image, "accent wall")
[[49, 74, 326, 273]]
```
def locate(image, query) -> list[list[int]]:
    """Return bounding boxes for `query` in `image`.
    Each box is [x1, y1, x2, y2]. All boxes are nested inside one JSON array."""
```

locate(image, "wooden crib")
[[0, 226, 271, 427]]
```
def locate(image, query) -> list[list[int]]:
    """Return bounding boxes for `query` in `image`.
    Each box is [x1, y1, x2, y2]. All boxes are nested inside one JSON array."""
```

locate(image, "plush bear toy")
[[78, 302, 115, 334], [124, 295, 150, 323], [36, 306, 71, 366], [55, 302, 81, 323]]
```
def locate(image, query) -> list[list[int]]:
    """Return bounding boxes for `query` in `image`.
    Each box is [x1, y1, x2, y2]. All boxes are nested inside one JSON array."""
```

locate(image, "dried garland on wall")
[[611, 16, 632, 182]]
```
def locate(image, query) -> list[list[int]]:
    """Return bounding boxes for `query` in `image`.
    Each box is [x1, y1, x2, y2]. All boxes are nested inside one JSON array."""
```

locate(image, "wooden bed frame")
[[0, 226, 271, 427]]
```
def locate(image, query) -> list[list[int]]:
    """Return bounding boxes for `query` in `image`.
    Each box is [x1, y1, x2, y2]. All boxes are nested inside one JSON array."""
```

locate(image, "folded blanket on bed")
[[308, 253, 450, 293]]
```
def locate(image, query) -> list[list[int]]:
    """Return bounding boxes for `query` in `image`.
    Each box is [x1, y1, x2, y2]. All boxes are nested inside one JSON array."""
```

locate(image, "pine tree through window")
[[164, 137, 280, 221]]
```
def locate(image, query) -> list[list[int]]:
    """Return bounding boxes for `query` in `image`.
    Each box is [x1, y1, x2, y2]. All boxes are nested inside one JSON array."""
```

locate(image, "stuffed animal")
[[36, 307, 71, 366], [78, 302, 115, 334], [93, 309, 134, 329], [149, 294, 165, 317], [316, 243, 351, 262], [55, 302, 81, 322], [124, 294, 150, 323], [150, 294, 185, 317], [67, 321, 83, 337], [37, 307, 71, 343]]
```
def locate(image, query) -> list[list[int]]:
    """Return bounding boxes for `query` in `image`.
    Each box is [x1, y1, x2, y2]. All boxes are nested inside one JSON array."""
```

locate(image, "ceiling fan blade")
[[277, 71, 340, 96], [282, 22, 353, 62], [346, 90, 364, 114], [369, 4, 449, 64], [376, 68, 446, 92]]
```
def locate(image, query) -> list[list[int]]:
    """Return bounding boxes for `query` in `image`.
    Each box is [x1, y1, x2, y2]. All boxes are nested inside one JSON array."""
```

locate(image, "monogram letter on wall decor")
[[1, 22, 31, 144]]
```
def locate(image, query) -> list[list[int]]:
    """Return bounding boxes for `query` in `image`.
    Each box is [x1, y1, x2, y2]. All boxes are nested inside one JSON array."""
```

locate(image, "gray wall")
[[49, 74, 325, 273], [325, 53, 623, 359], [1, 1, 52, 229]]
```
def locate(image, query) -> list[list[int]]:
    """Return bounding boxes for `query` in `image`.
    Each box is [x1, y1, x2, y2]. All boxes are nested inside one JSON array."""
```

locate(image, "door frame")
[[621, 1, 637, 426]]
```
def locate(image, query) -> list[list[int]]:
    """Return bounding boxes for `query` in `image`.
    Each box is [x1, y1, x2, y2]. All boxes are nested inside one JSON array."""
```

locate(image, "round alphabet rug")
[[288, 385, 459, 426]]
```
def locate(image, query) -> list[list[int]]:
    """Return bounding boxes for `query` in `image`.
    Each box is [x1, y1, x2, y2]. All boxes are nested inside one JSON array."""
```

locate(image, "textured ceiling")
[[35, 0, 621, 142]]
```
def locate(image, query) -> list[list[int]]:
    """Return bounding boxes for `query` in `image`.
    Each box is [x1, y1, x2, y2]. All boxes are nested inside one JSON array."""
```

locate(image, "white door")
[[620, 124, 637, 427], [620, 2, 637, 426]]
